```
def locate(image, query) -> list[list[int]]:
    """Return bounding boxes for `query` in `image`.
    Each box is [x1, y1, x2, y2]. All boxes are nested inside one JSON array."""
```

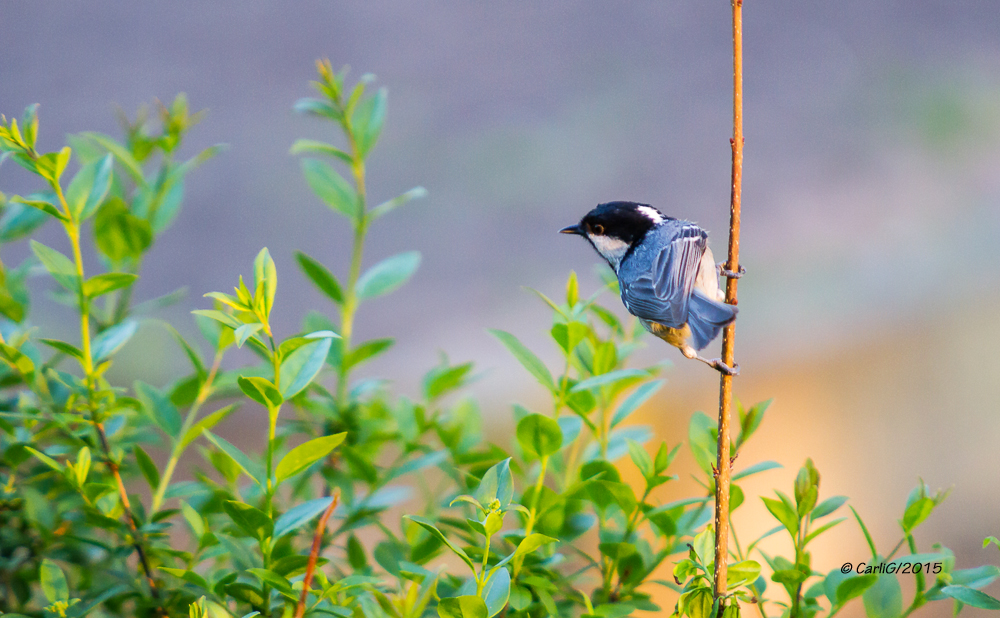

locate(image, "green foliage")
[[0, 60, 996, 618]]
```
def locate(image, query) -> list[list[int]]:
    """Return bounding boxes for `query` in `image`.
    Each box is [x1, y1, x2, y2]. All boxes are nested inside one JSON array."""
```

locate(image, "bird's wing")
[[621, 224, 706, 328]]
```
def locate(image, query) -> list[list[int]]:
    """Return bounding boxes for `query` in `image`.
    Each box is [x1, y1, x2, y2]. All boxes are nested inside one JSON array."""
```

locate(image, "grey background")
[[3, 2, 999, 614]]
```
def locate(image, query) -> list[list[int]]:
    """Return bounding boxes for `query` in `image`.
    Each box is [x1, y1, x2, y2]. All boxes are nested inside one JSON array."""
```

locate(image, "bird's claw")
[[718, 262, 746, 279], [710, 359, 740, 376]]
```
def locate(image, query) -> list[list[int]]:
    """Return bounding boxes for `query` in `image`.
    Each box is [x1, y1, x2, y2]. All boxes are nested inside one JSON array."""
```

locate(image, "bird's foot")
[[718, 262, 746, 279], [698, 356, 740, 376]]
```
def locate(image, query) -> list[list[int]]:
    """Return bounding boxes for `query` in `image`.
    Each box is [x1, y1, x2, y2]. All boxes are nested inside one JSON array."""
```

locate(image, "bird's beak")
[[559, 224, 584, 236]]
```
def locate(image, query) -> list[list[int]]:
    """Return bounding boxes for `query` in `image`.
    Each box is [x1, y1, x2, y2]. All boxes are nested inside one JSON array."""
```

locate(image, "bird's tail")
[[687, 290, 738, 350]]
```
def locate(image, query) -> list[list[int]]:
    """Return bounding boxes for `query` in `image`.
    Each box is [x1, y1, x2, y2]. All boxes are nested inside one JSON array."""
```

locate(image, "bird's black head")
[[560, 202, 670, 266], [560, 201, 669, 245]]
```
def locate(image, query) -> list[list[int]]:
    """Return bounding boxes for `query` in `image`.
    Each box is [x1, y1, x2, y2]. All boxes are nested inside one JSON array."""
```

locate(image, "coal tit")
[[560, 201, 738, 374]]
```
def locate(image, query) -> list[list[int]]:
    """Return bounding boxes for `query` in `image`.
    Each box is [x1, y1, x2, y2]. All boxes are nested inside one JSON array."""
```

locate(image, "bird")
[[560, 201, 739, 375]]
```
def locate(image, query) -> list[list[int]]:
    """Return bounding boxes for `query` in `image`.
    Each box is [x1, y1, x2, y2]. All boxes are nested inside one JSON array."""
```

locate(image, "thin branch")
[[94, 422, 165, 616], [295, 489, 341, 618], [713, 0, 745, 607]]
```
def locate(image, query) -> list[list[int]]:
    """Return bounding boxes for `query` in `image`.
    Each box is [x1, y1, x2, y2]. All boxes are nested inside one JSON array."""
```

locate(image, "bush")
[[0, 60, 997, 618]]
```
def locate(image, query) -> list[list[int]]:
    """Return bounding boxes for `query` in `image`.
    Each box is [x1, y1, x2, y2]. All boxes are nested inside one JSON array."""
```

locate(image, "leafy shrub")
[[0, 60, 997, 618]]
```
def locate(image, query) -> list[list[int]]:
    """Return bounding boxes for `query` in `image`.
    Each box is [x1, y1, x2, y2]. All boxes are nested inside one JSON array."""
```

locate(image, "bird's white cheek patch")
[[589, 235, 630, 268]]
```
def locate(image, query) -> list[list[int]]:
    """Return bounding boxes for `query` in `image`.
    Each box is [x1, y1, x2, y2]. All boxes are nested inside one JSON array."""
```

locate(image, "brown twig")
[[94, 422, 166, 617], [294, 489, 341, 618], [713, 0, 744, 607]]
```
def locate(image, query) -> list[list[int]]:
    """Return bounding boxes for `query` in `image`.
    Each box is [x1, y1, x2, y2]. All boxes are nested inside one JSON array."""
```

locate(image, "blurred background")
[[2, 1, 999, 615]]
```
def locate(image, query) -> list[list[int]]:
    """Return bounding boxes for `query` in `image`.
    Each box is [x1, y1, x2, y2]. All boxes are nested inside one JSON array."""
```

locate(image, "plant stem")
[[150, 349, 224, 512], [513, 455, 549, 578], [53, 180, 165, 615], [713, 0, 744, 607], [295, 490, 341, 618], [336, 121, 368, 406], [609, 485, 653, 597]]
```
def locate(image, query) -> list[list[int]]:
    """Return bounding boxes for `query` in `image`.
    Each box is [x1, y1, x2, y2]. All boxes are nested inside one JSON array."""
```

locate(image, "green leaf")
[[732, 460, 783, 481], [74, 446, 91, 486], [279, 332, 334, 398], [25, 446, 62, 473], [30, 240, 78, 292], [83, 273, 137, 298], [762, 496, 799, 537], [135, 380, 182, 436], [225, 583, 265, 606], [941, 586, 1000, 610], [253, 247, 277, 318], [834, 574, 878, 605], [289, 139, 352, 163], [405, 515, 475, 572], [370, 186, 427, 221], [223, 501, 273, 542], [91, 319, 138, 361], [273, 496, 336, 539], [178, 403, 239, 451], [488, 329, 554, 392], [589, 480, 637, 513], [627, 439, 653, 479], [950, 564, 1000, 589], [293, 97, 341, 120], [94, 197, 153, 262], [437, 596, 487, 618], [234, 323, 263, 348], [687, 411, 717, 476], [803, 517, 846, 545], [352, 87, 387, 156], [483, 567, 511, 618], [474, 458, 514, 509], [301, 158, 359, 222], [40, 559, 69, 603], [422, 360, 473, 400], [21, 103, 38, 148], [812, 495, 849, 519], [736, 398, 771, 448], [727, 560, 761, 589], [772, 569, 809, 586], [0, 292, 24, 323], [0, 198, 49, 242], [275, 433, 346, 483], [65, 154, 113, 220], [862, 573, 902, 618], [611, 380, 664, 428], [134, 445, 160, 490], [238, 376, 283, 408], [356, 251, 421, 300], [159, 567, 209, 590], [851, 506, 878, 560], [248, 569, 294, 596], [79, 132, 145, 183], [901, 497, 934, 533], [38, 338, 84, 361], [295, 251, 343, 304], [570, 368, 648, 392], [191, 309, 241, 331], [11, 195, 67, 222], [516, 414, 563, 459], [0, 343, 34, 375], [497, 533, 557, 569], [203, 430, 263, 486]]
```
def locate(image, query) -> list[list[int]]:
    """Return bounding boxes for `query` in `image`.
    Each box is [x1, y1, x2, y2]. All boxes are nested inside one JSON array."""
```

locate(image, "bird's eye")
[[592, 224, 605, 235]]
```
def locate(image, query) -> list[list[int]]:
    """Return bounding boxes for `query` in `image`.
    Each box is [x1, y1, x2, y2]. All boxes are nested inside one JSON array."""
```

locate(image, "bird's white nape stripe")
[[637, 205, 665, 224]]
